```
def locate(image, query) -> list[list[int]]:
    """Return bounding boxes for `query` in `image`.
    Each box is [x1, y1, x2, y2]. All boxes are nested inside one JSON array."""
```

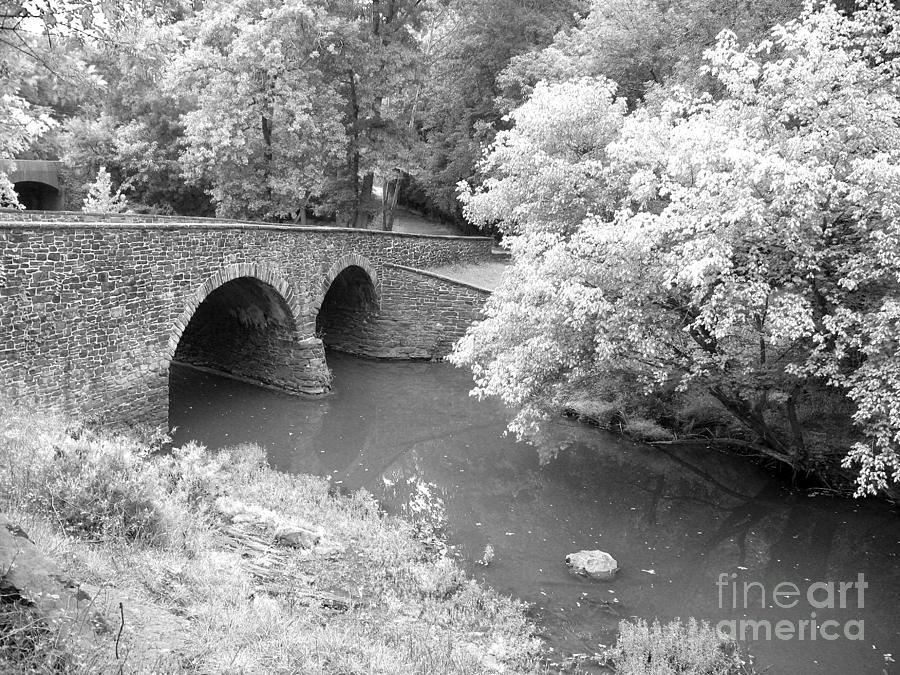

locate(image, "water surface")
[[170, 354, 900, 674]]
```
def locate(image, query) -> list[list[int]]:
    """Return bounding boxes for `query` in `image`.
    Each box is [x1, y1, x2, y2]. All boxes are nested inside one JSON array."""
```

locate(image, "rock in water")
[[565, 550, 618, 580]]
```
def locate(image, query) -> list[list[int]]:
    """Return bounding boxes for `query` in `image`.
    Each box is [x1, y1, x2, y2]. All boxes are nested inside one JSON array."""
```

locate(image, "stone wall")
[[318, 264, 491, 359], [0, 209, 252, 225], [0, 219, 492, 427]]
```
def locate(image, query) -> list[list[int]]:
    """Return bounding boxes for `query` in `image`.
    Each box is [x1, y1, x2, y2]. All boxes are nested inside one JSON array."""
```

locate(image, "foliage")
[[81, 165, 128, 213], [498, 0, 802, 106], [405, 0, 586, 231], [58, 1, 214, 215], [453, 1, 900, 496], [168, 0, 344, 222], [0, 601, 75, 675], [611, 618, 752, 675], [0, 173, 21, 208], [0, 85, 55, 208], [171, 0, 428, 226]]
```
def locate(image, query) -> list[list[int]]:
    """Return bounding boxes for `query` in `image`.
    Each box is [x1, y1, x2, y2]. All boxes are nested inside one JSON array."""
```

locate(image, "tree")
[[0, 1, 199, 213], [0, 85, 54, 206], [323, 0, 432, 229], [406, 0, 586, 231], [453, 1, 900, 496], [169, 0, 346, 222], [498, 0, 803, 106], [0, 0, 91, 201], [82, 165, 128, 212], [171, 0, 428, 227], [58, 1, 213, 214]]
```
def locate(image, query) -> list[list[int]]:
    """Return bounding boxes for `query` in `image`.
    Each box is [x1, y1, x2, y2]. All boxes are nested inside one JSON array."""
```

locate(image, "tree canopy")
[[5, 0, 806, 225], [453, 1, 900, 496]]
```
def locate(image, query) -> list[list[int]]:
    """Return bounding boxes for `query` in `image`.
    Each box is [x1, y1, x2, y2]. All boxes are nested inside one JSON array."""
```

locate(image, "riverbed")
[[170, 353, 900, 674]]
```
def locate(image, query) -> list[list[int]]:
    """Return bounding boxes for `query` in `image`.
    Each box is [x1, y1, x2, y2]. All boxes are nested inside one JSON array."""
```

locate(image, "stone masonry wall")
[[319, 264, 491, 359], [0, 219, 492, 427], [0, 209, 253, 225]]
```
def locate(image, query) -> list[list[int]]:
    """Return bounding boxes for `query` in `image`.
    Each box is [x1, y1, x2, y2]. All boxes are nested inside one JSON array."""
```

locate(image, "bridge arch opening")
[[14, 180, 63, 210], [170, 275, 328, 395], [316, 264, 379, 355]]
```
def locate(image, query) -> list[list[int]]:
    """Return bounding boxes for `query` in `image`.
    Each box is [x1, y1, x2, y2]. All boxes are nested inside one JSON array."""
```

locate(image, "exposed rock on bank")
[[0, 513, 189, 667]]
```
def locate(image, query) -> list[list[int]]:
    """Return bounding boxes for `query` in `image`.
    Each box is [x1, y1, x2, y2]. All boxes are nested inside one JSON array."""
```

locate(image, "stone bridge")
[[0, 213, 493, 427]]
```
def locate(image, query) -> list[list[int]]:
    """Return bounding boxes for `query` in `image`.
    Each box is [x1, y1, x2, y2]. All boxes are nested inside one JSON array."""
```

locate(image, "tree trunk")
[[381, 176, 401, 230], [354, 172, 374, 228], [292, 190, 311, 227], [346, 69, 362, 228], [708, 386, 799, 469], [261, 113, 273, 210], [785, 391, 807, 464]]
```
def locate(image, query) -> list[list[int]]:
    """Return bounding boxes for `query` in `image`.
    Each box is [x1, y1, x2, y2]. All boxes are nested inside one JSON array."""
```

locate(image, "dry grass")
[[0, 404, 543, 674]]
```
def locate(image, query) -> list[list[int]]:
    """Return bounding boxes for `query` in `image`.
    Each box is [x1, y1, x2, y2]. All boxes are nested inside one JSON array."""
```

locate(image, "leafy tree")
[[0, 0, 93, 198], [0, 174, 21, 208], [57, 1, 213, 214], [82, 165, 128, 212], [406, 0, 586, 231], [498, 0, 803, 106], [453, 1, 900, 496], [0, 85, 54, 201], [172, 0, 428, 226], [323, 0, 432, 229], [169, 0, 347, 222]]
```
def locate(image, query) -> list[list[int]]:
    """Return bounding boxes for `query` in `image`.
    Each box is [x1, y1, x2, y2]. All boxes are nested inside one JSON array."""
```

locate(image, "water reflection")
[[170, 354, 900, 674]]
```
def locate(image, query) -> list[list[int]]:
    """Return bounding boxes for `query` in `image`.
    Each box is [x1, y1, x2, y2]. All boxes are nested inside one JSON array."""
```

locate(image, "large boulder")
[[565, 550, 619, 580]]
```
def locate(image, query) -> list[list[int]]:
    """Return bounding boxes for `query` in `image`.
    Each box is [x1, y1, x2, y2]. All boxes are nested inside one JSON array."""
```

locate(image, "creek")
[[170, 353, 900, 674]]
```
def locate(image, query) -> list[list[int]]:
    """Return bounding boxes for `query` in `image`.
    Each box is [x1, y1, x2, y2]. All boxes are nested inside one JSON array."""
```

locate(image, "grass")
[[607, 619, 756, 675], [0, 404, 542, 674]]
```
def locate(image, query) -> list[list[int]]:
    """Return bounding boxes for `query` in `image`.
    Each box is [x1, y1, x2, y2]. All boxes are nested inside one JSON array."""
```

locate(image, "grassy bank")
[[0, 406, 541, 674], [0, 404, 756, 674], [560, 381, 877, 500]]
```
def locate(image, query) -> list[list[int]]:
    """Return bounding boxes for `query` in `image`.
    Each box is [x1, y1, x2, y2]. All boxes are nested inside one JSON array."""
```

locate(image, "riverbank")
[[0, 403, 761, 674], [0, 405, 542, 673], [560, 389, 900, 504]]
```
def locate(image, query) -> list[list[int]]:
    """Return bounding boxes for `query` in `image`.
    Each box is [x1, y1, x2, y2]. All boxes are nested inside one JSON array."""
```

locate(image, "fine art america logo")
[[715, 573, 866, 641]]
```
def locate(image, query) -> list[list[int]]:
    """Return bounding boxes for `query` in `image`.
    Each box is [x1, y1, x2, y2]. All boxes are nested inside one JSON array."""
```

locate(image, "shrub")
[[0, 410, 170, 544], [612, 618, 753, 675]]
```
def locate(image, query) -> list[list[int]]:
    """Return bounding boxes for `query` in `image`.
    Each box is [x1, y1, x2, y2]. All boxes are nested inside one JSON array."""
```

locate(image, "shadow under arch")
[[14, 180, 63, 210], [315, 253, 381, 355], [166, 264, 329, 396]]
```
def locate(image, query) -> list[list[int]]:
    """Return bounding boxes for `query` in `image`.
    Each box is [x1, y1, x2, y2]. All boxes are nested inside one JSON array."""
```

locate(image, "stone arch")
[[315, 253, 381, 313], [166, 263, 304, 363], [314, 253, 381, 355]]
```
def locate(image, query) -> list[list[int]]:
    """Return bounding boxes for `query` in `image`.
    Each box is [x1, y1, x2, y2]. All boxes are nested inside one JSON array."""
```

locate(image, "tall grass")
[[611, 619, 754, 675]]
